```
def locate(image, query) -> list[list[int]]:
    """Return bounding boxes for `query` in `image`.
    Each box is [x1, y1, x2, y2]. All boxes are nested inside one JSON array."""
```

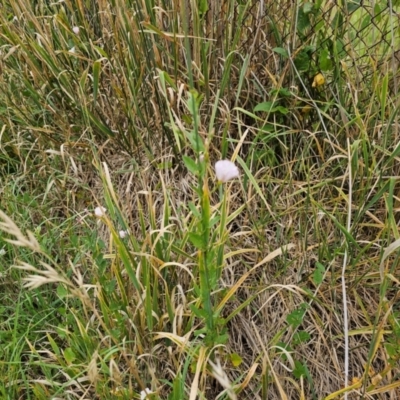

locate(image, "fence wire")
[[228, 0, 400, 95]]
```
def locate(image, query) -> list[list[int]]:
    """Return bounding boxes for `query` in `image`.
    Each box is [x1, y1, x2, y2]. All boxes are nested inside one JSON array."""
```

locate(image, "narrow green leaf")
[[381, 73, 388, 121], [273, 47, 289, 58], [87, 110, 115, 137], [254, 101, 274, 112], [93, 59, 101, 108]]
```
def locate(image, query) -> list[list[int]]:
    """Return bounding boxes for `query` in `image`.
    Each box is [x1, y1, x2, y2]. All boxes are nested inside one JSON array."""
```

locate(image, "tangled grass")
[[1, 0, 400, 399]]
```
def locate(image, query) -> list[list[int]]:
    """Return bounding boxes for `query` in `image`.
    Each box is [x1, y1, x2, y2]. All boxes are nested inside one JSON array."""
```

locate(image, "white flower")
[[140, 388, 152, 400], [94, 206, 106, 217], [0, 248, 6, 256], [72, 26, 80, 35], [119, 230, 128, 239], [69, 46, 76, 53], [215, 160, 239, 183]]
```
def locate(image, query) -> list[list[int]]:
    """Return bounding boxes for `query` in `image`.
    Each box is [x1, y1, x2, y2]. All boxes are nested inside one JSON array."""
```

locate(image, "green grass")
[[1, 0, 400, 399]]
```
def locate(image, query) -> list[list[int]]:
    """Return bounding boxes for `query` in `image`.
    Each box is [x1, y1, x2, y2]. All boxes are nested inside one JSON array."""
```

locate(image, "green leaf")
[[287, 303, 308, 328], [273, 106, 289, 114], [63, 348, 76, 364], [270, 87, 292, 97], [87, 110, 115, 137], [273, 47, 289, 58], [183, 156, 199, 175], [293, 360, 308, 378], [254, 102, 274, 112], [297, 8, 311, 33], [56, 284, 68, 299], [292, 330, 311, 346], [188, 232, 205, 249], [93, 59, 101, 108], [254, 102, 289, 115], [199, 0, 208, 15], [190, 304, 208, 319], [214, 333, 228, 345], [302, 2, 314, 14], [319, 49, 333, 71], [294, 48, 313, 71], [208, 215, 220, 228], [312, 262, 325, 285], [188, 201, 201, 218], [185, 130, 205, 153], [347, 0, 361, 13], [384, 342, 399, 358]]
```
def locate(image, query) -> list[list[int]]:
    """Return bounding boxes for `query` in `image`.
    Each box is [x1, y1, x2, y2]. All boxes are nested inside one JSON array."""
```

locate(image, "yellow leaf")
[[351, 376, 361, 385], [230, 353, 243, 367], [371, 373, 383, 386], [301, 105, 312, 114], [312, 73, 325, 87]]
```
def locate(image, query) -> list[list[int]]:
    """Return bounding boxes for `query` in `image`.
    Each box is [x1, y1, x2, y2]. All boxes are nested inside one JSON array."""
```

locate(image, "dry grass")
[[1, 0, 400, 399]]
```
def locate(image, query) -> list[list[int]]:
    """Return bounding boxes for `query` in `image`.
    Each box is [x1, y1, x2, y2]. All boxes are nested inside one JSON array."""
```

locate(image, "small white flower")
[[69, 46, 76, 53], [72, 26, 80, 35], [140, 388, 152, 400], [215, 160, 239, 183], [119, 230, 128, 239], [0, 248, 6, 256], [94, 206, 106, 217]]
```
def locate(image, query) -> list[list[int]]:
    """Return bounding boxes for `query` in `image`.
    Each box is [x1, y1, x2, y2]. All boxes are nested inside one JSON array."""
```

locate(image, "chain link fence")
[[228, 0, 400, 95]]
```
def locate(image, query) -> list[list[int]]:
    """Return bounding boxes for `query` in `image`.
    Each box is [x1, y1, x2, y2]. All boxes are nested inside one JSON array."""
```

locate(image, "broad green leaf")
[[63, 348, 76, 364], [287, 303, 308, 328], [56, 284, 68, 299], [185, 130, 205, 153], [297, 8, 311, 33], [293, 330, 311, 346], [183, 156, 199, 175], [188, 232, 205, 249], [293, 360, 308, 378], [312, 262, 325, 285]]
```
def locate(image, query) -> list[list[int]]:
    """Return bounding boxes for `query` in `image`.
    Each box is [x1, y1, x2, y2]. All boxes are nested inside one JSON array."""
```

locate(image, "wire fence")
[[231, 0, 400, 94]]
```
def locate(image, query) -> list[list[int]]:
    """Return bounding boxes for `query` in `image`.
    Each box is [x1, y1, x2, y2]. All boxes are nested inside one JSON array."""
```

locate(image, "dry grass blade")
[[217, 244, 295, 313], [0, 210, 41, 252], [1, 0, 400, 398], [15, 261, 71, 289], [379, 238, 400, 281], [208, 358, 237, 400]]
